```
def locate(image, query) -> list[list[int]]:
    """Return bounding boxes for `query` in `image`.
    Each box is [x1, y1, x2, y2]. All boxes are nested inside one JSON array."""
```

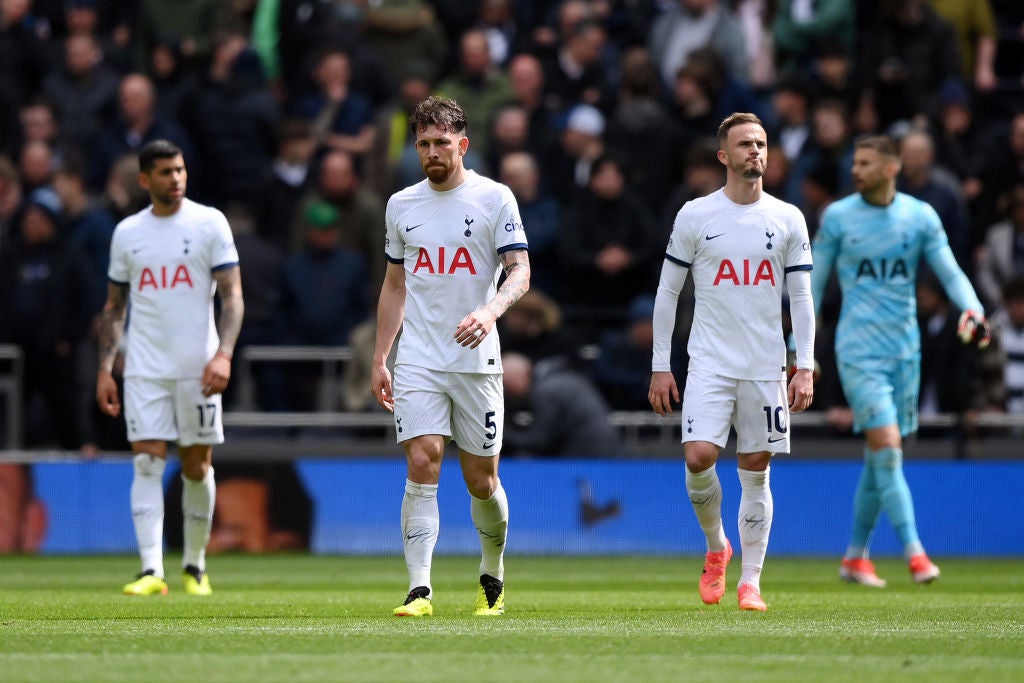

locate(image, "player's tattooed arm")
[[97, 282, 129, 373], [487, 248, 531, 319], [213, 266, 245, 356]]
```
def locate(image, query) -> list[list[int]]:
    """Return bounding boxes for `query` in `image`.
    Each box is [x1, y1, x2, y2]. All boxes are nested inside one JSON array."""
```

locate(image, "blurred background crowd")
[[0, 0, 1023, 456]]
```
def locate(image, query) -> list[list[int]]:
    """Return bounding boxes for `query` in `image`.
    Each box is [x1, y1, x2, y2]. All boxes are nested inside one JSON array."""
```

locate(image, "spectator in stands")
[[52, 153, 114, 313], [292, 48, 376, 163], [485, 104, 532, 179], [916, 273, 1005, 435], [660, 138, 724, 229], [541, 17, 612, 113], [649, 0, 748, 90], [558, 153, 661, 339], [502, 352, 626, 457], [0, 187, 95, 450], [767, 76, 812, 167], [135, 0, 229, 74], [976, 185, 1024, 311], [17, 98, 68, 169], [771, 0, 855, 80], [929, 80, 988, 189], [856, 0, 962, 131], [0, 464, 47, 553], [280, 200, 370, 349], [897, 128, 972, 270], [290, 150, 386, 292], [222, 203, 284, 412], [17, 139, 54, 194], [551, 103, 606, 205], [499, 151, 560, 296], [496, 290, 583, 368], [993, 277, 1024, 414], [99, 153, 147, 223], [436, 29, 512, 155], [809, 43, 859, 116], [0, 0, 51, 110], [147, 34, 197, 125], [256, 119, 316, 253], [181, 32, 279, 207], [91, 73, 195, 198], [365, 60, 436, 195], [594, 295, 662, 410], [606, 46, 680, 212], [41, 32, 119, 159], [927, 0, 999, 93], [969, 112, 1024, 241], [362, 0, 448, 89], [506, 53, 559, 176], [785, 97, 855, 209], [473, 0, 524, 67]]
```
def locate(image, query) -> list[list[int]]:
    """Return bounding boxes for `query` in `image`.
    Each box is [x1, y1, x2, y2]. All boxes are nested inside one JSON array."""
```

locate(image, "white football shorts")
[[680, 367, 790, 454], [392, 364, 504, 457], [123, 377, 224, 447]]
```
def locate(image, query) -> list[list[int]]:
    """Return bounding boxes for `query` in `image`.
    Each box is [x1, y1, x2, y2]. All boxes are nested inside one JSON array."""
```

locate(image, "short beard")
[[424, 162, 453, 184]]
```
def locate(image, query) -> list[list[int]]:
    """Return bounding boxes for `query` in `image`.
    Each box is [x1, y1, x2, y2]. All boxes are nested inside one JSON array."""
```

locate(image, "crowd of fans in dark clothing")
[[1, 0, 1023, 455]]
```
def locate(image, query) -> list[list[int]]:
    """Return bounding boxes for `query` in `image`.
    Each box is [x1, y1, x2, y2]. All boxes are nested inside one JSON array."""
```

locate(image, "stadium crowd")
[[0, 0, 1023, 453]]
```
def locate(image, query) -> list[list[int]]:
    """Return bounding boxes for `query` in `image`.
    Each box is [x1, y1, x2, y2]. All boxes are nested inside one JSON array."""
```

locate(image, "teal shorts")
[[837, 356, 919, 437]]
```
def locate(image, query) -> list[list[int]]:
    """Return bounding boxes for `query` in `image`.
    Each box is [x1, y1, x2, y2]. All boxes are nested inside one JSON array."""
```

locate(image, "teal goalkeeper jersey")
[[811, 192, 984, 361]]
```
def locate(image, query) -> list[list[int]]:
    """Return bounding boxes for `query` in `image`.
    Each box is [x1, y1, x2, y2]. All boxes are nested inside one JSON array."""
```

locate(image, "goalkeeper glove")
[[957, 310, 991, 349]]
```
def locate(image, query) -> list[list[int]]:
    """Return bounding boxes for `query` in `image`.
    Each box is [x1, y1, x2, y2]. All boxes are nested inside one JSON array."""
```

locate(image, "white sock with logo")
[[471, 481, 508, 581], [737, 467, 773, 591], [686, 465, 728, 552], [402, 479, 439, 594]]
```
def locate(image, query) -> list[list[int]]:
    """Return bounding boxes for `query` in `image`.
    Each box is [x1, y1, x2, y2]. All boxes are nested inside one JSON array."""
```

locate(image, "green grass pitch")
[[2, 554, 1022, 683]]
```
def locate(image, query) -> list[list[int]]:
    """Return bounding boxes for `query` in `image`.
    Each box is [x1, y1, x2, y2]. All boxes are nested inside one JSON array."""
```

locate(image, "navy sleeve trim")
[[386, 254, 403, 264], [108, 276, 129, 285], [784, 264, 813, 274], [212, 261, 240, 272], [665, 253, 690, 268], [497, 243, 529, 254]]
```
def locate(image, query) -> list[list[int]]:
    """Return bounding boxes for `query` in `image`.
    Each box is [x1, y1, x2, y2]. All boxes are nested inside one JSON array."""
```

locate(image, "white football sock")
[[401, 479, 439, 594], [737, 467, 773, 591], [182, 467, 215, 571], [686, 465, 728, 552], [130, 453, 166, 578], [470, 480, 508, 581]]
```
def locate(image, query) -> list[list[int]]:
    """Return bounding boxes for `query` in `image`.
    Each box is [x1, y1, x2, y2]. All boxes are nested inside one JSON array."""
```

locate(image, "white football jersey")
[[108, 198, 239, 379], [665, 188, 812, 380], [385, 170, 528, 373]]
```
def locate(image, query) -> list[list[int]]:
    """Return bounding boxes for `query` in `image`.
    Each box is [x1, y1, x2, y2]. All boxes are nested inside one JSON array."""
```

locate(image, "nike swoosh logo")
[[132, 248, 144, 254], [482, 442, 495, 449], [768, 437, 785, 443], [705, 233, 725, 241], [404, 223, 425, 232]]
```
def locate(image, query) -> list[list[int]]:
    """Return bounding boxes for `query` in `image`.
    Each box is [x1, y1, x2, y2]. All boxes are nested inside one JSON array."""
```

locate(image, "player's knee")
[[464, 472, 497, 499], [181, 460, 211, 482], [132, 453, 166, 478]]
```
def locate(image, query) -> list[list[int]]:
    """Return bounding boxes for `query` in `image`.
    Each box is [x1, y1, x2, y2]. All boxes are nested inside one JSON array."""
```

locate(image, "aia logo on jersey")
[[139, 264, 195, 290], [856, 258, 908, 280], [413, 246, 477, 275], [712, 259, 776, 286]]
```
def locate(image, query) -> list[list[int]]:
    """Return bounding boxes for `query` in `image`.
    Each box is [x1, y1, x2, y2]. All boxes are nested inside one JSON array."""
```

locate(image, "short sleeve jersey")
[[384, 171, 528, 373], [665, 188, 813, 380], [108, 198, 239, 379], [812, 192, 983, 361]]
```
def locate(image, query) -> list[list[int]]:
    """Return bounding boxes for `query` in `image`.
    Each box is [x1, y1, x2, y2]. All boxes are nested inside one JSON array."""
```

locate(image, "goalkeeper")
[[811, 135, 990, 588]]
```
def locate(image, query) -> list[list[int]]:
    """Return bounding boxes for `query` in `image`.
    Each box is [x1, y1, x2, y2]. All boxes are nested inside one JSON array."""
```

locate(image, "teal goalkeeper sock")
[[846, 448, 881, 559], [870, 446, 922, 554]]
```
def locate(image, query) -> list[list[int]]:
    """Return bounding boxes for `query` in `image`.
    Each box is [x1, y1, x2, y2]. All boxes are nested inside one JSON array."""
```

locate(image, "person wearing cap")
[[0, 187, 95, 451]]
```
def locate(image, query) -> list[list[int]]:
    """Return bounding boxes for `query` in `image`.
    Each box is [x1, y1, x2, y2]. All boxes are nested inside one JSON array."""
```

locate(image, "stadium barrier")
[[10, 457, 1024, 557]]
